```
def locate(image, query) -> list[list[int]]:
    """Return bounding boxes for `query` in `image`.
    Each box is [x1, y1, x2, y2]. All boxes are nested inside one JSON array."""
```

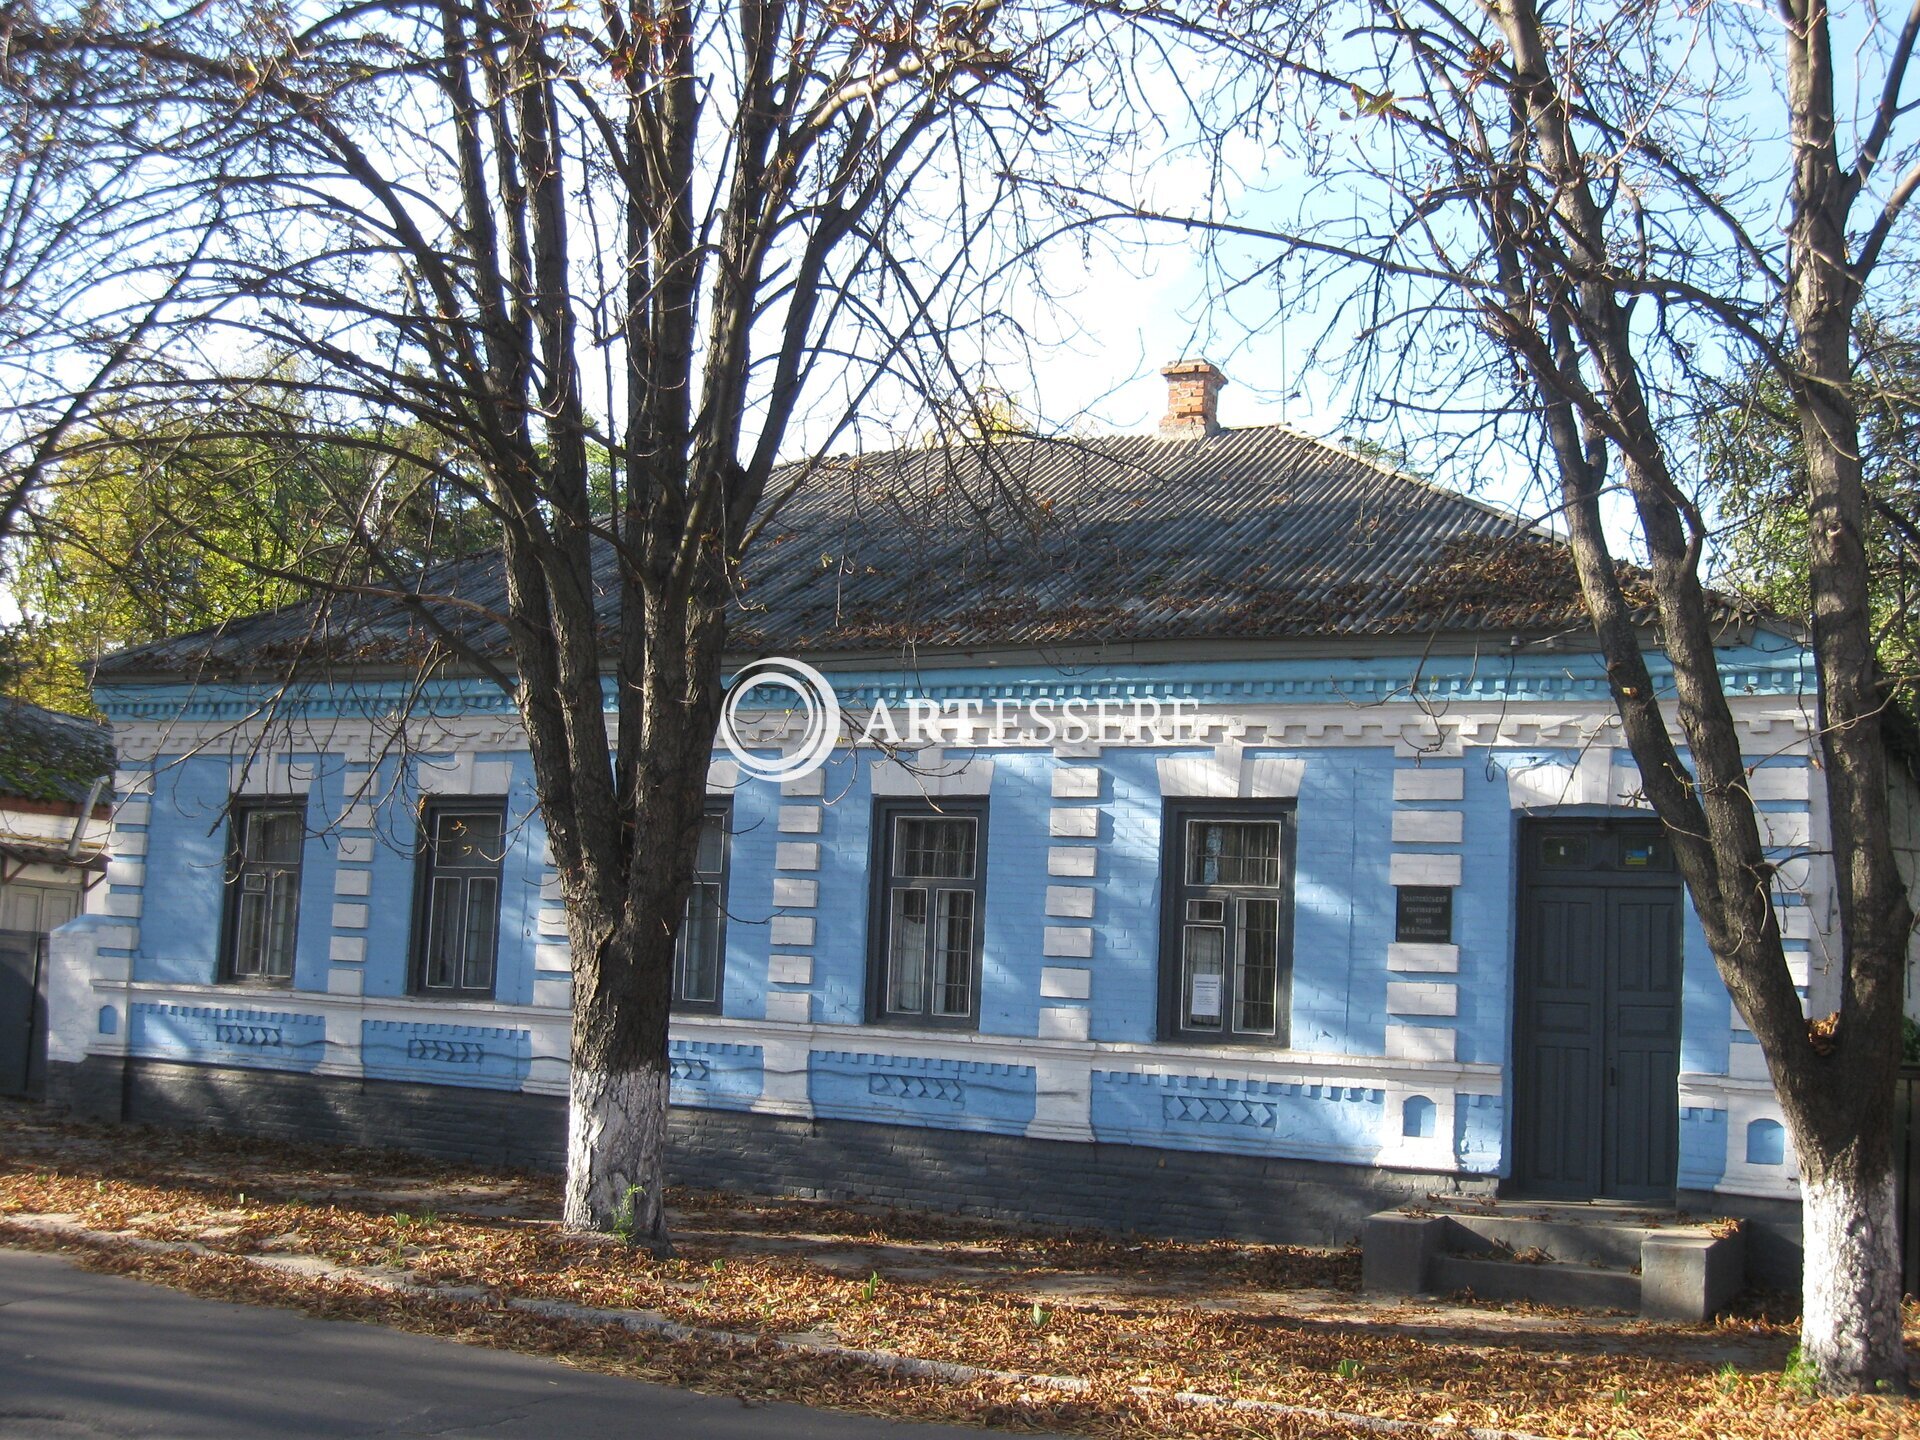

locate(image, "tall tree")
[[3, 395, 492, 711], [1706, 315, 1920, 720], [0, 1, 231, 544], [1092, 0, 1920, 1394], [10, 0, 1093, 1247]]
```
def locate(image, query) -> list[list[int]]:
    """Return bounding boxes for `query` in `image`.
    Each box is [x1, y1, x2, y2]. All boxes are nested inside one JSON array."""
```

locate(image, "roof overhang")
[[0, 840, 107, 874]]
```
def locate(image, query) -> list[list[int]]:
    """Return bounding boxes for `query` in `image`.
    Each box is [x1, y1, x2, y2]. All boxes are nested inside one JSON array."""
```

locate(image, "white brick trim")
[[1048, 807, 1099, 838], [774, 842, 820, 871], [1386, 981, 1458, 1017], [1388, 853, 1462, 887], [1044, 885, 1095, 918], [1748, 766, 1811, 801], [1156, 754, 1236, 797], [1392, 768, 1464, 801], [1042, 926, 1093, 958], [1390, 810, 1463, 844], [1037, 1006, 1090, 1041], [777, 805, 823, 834], [1244, 756, 1306, 798], [1027, 1055, 1093, 1141], [767, 954, 813, 986], [1051, 766, 1101, 799], [1758, 810, 1812, 849], [1386, 942, 1460, 973], [764, 991, 811, 1023], [870, 757, 994, 797], [769, 916, 815, 948], [1040, 966, 1091, 1000], [780, 769, 824, 797], [1047, 847, 1097, 878], [1385, 1024, 1456, 1062], [772, 877, 818, 908]]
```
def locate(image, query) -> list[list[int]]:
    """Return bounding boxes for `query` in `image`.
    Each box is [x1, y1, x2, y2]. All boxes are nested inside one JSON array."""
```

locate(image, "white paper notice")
[[1189, 974, 1222, 1019]]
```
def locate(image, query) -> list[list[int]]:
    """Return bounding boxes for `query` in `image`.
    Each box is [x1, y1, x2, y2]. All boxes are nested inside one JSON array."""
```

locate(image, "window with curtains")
[[222, 802, 306, 984], [1160, 802, 1296, 1044], [868, 801, 987, 1029], [671, 806, 731, 1013], [411, 804, 505, 997]]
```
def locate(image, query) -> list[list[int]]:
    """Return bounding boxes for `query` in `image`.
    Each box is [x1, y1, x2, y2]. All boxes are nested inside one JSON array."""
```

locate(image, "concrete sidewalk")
[[0, 1248, 1055, 1438]]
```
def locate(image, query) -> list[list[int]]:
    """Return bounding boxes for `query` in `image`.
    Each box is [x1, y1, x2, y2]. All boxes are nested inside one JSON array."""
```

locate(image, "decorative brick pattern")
[[1390, 810, 1463, 844], [1044, 885, 1095, 918], [1387, 853, 1462, 887], [774, 842, 819, 871], [1392, 768, 1464, 801], [1386, 981, 1458, 1017], [1046, 847, 1096, 877]]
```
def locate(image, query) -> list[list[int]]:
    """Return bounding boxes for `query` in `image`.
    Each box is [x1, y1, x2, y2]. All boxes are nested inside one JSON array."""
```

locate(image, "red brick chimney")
[[1158, 360, 1227, 439]]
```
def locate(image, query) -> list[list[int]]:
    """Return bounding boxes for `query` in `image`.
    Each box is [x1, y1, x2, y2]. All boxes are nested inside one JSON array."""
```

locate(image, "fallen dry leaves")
[[0, 1103, 1913, 1440]]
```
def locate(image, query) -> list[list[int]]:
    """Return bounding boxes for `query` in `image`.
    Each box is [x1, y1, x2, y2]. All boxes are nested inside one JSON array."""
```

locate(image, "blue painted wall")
[[97, 642, 1815, 1188]]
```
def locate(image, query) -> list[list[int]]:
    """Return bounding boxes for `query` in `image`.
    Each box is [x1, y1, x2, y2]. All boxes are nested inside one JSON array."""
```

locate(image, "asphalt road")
[[0, 1247, 1053, 1438]]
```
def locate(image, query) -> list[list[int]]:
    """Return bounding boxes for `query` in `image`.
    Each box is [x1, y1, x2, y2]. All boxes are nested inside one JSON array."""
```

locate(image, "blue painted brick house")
[[43, 363, 1862, 1254]]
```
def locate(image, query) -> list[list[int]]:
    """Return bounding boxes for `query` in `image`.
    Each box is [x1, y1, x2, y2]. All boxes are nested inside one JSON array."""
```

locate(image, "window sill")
[[865, 1016, 981, 1034]]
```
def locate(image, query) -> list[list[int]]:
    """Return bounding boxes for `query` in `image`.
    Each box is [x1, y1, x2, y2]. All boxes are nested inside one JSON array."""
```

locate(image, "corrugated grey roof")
[[95, 424, 1668, 680], [0, 697, 115, 806]]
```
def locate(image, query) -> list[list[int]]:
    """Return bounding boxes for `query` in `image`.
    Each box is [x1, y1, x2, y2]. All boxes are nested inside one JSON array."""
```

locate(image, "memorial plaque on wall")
[[1395, 885, 1453, 943]]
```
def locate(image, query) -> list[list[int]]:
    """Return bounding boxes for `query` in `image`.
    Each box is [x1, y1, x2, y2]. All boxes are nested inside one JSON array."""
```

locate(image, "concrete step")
[[1361, 1204, 1746, 1320], [1428, 1253, 1641, 1311], [1443, 1212, 1649, 1270]]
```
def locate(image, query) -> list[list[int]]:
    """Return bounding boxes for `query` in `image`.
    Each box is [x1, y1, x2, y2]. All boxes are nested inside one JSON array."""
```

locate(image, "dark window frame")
[[1157, 799, 1298, 1045], [671, 802, 733, 1015], [865, 798, 989, 1031], [409, 799, 508, 999], [218, 796, 309, 987]]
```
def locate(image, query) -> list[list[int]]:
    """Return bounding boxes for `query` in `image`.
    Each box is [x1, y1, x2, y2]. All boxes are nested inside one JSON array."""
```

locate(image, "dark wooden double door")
[[1514, 820, 1682, 1201]]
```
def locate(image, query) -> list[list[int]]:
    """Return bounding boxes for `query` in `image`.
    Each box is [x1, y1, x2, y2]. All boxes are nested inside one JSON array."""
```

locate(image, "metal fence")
[[0, 929, 48, 1100]]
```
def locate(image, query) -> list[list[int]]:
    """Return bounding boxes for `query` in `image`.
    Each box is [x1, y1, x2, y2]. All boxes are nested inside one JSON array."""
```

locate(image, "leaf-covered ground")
[[1, 1102, 1913, 1439]]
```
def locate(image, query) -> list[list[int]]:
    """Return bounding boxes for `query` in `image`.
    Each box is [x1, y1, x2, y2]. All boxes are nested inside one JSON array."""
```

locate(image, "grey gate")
[[1514, 819, 1683, 1200], [0, 929, 48, 1099]]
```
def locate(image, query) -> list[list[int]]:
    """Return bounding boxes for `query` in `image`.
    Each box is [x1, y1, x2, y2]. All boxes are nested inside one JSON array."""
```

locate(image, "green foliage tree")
[[1707, 318, 1920, 716], [3, 397, 496, 712]]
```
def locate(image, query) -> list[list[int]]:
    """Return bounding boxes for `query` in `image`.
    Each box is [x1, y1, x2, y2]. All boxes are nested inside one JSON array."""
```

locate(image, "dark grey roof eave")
[[90, 617, 1796, 696]]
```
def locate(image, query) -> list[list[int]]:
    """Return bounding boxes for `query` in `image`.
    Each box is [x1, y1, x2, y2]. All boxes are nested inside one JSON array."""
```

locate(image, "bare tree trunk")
[[1799, 1158, 1908, 1388], [559, 580, 727, 1246], [564, 1001, 673, 1246], [1778, 0, 1915, 1391]]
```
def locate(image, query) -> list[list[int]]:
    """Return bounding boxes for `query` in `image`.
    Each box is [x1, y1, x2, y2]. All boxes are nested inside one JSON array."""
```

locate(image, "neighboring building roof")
[[94, 423, 1715, 681], [0, 696, 114, 807]]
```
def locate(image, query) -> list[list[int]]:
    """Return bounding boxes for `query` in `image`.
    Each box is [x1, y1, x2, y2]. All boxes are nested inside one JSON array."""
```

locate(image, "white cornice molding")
[[107, 696, 1815, 766]]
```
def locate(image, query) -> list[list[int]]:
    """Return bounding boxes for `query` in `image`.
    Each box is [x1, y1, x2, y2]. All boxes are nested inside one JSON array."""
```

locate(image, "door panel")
[[1518, 887, 1606, 1196], [1604, 890, 1680, 1196], [1516, 825, 1681, 1201]]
